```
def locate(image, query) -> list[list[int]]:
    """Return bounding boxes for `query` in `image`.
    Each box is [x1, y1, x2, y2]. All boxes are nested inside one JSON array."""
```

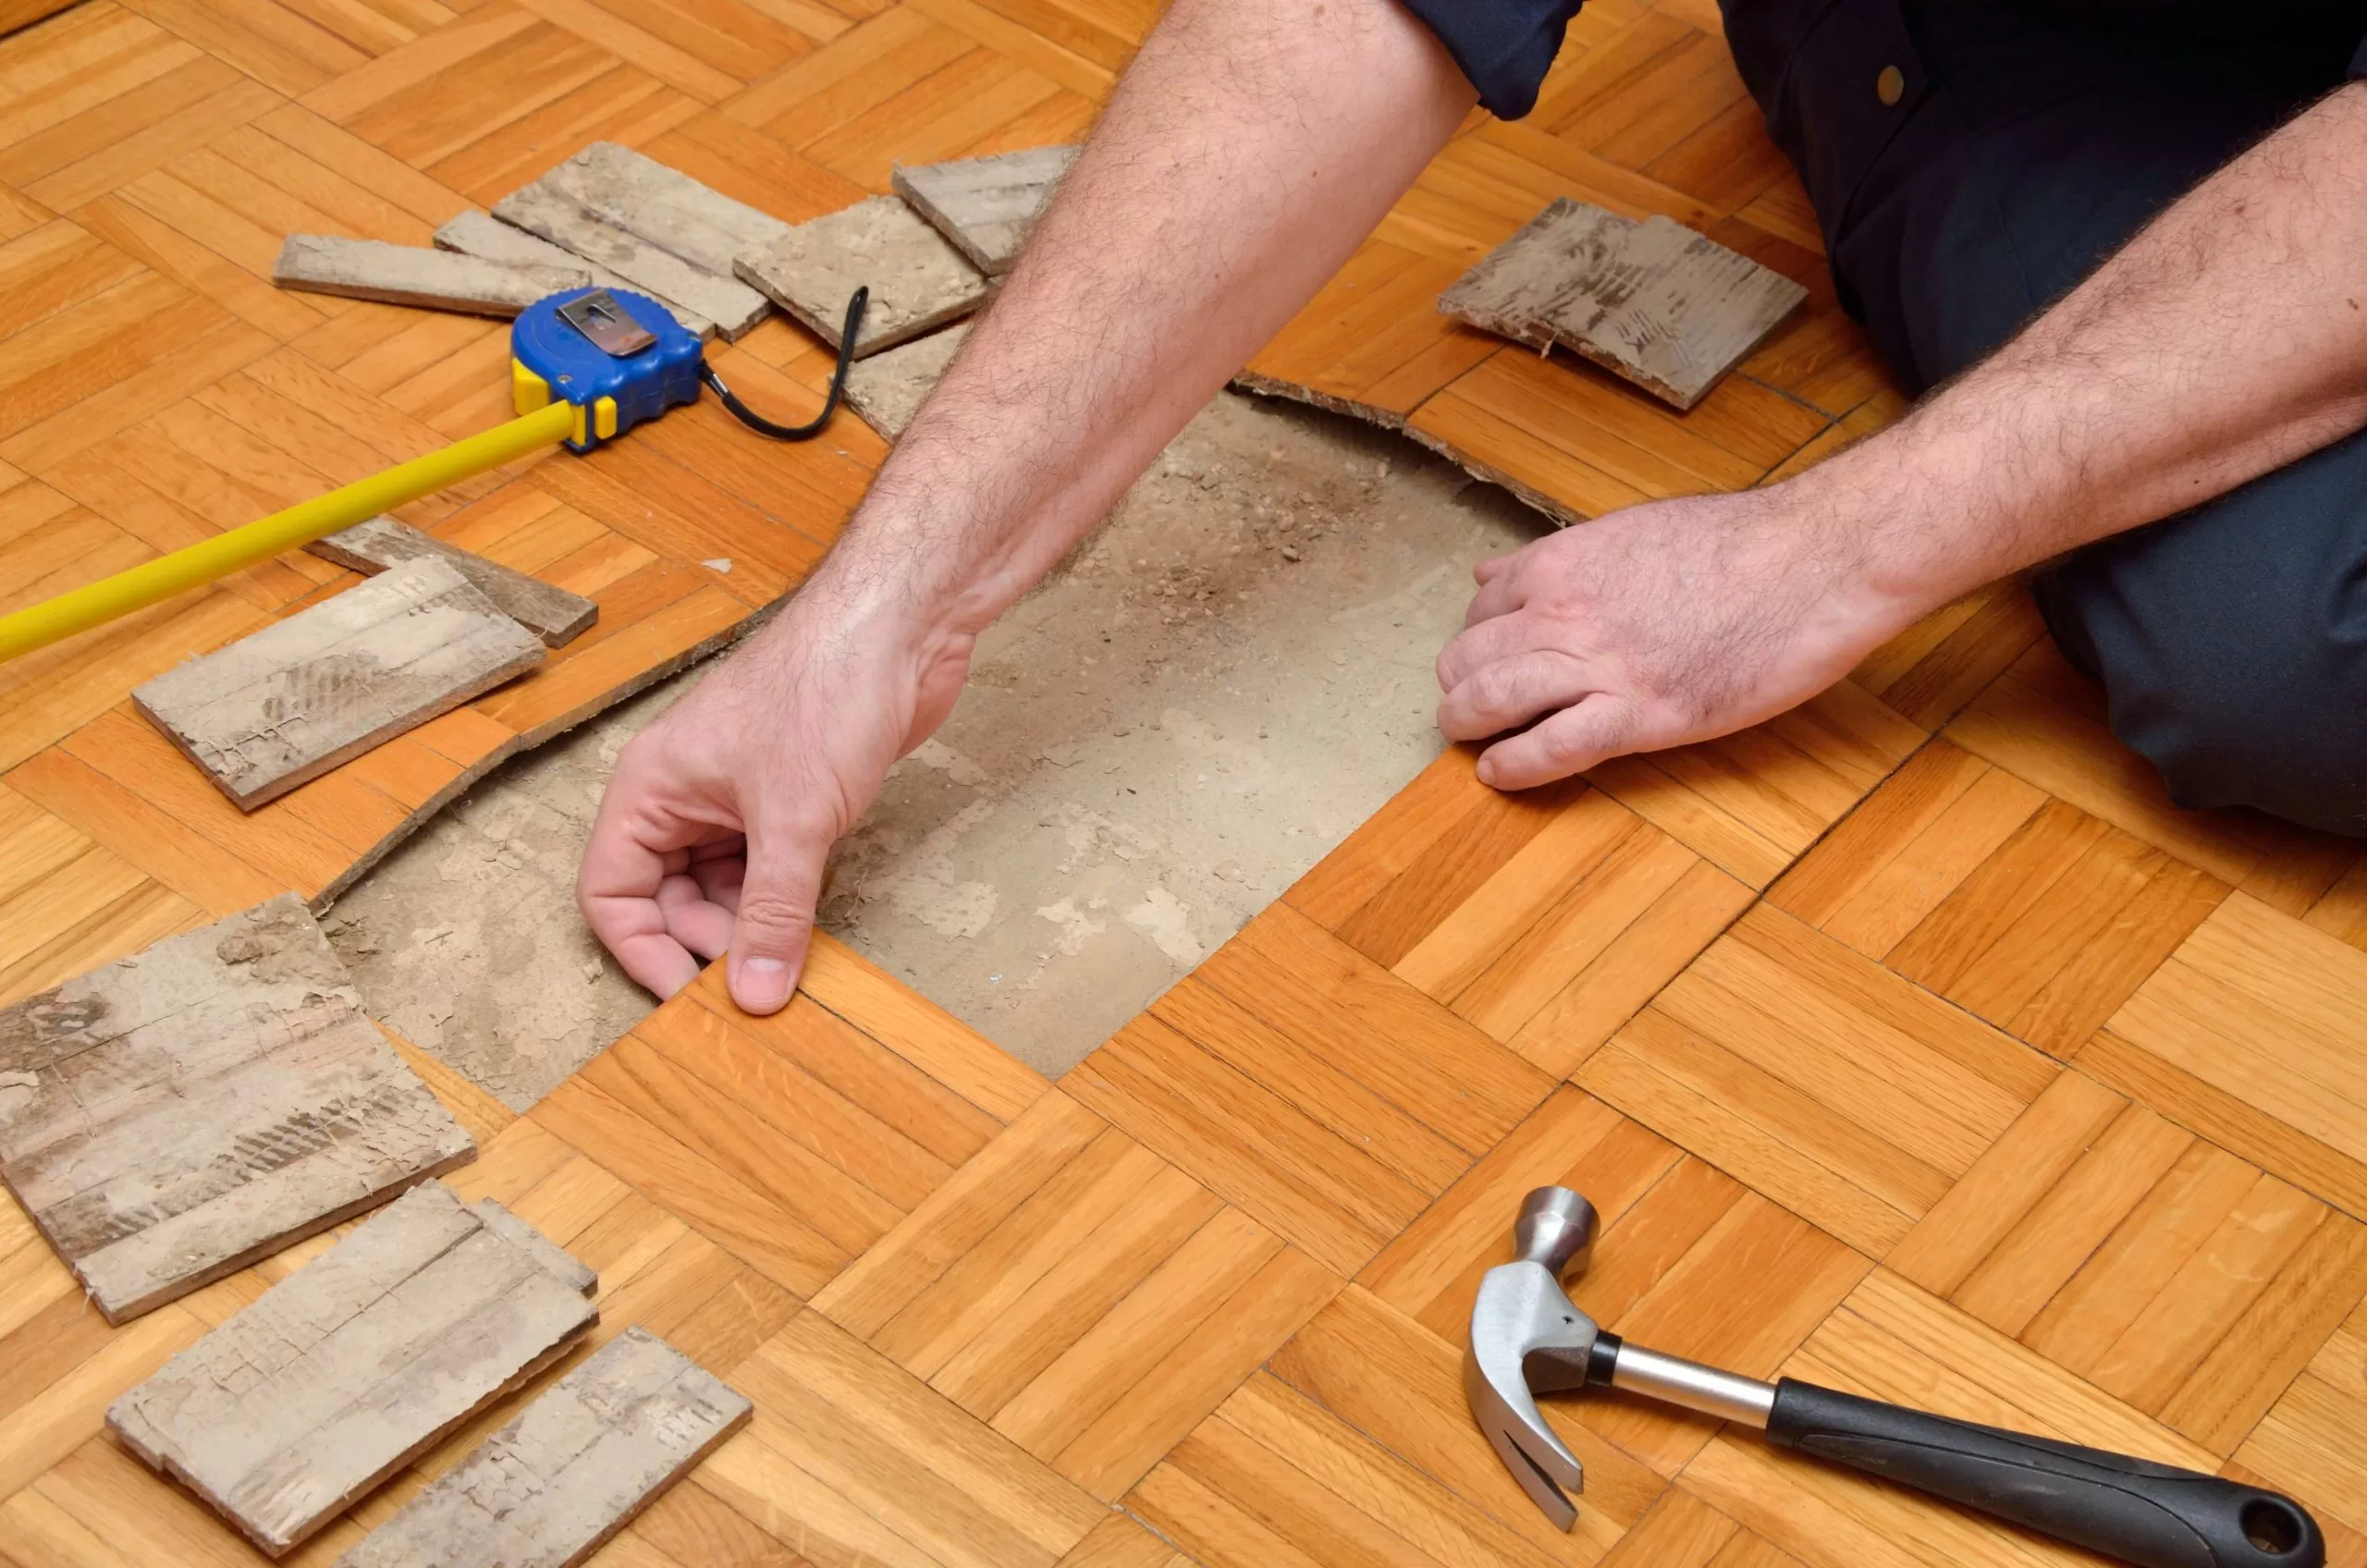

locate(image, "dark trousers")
[[1722, 0, 2367, 833]]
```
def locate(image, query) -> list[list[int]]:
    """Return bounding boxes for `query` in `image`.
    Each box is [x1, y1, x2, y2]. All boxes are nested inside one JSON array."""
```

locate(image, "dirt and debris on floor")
[[331, 391, 1545, 1099]]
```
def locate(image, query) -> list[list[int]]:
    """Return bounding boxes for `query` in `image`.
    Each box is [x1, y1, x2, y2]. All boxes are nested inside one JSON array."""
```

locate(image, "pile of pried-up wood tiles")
[[2, 0, 2366, 1565]]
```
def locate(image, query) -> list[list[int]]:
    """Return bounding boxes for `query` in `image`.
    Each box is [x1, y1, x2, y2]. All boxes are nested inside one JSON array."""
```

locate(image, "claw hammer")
[[1466, 1187, 2324, 1568]]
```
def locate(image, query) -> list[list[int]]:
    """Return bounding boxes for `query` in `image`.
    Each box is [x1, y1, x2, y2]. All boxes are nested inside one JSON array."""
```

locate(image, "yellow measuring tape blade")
[[0, 399, 579, 665]]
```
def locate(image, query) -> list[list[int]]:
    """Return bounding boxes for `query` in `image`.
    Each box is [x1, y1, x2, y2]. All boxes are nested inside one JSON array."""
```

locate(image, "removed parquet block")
[[493, 184, 770, 340], [893, 145, 1076, 276], [108, 1180, 598, 1557], [0, 894, 474, 1324], [1439, 199, 1807, 410], [338, 1326, 751, 1568], [736, 197, 987, 358], [307, 516, 598, 647], [435, 210, 717, 340], [541, 141, 793, 278], [845, 323, 966, 439], [132, 556, 545, 810], [272, 235, 590, 318]]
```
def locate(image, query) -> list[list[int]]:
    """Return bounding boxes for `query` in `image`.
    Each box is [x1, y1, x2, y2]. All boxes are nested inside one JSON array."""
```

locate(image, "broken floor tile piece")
[[273, 234, 590, 316], [735, 195, 986, 358], [891, 144, 1075, 276], [337, 1327, 751, 1568], [1438, 198, 1807, 410], [109, 1179, 596, 1557], [494, 182, 769, 339], [134, 555, 545, 811], [0, 894, 475, 1325], [435, 209, 717, 340], [307, 516, 597, 648], [845, 322, 966, 438], [540, 141, 792, 277]]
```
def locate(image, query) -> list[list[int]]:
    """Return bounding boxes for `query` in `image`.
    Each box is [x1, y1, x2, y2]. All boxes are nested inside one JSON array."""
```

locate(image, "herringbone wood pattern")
[[2, 0, 2365, 1563]]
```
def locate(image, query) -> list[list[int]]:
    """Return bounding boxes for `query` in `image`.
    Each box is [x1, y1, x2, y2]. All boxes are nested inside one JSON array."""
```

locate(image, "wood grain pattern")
[[0, 894, 473, 1323], [338, 1327, 751, 1568], [307, 514, 598, 647], [107, 1180, 596, 1556], [538, 141, 793, 277], [492, 181, 770, 339], [736, 194, 987, 355], [133, 556, 545, 809], [1438, 199, 1805, 409], [844, 320, 964, 436], [434, 209, 719, 339], [814, 1088, 1340, 1500], [273, 233, 589, 315], [891, 143, 1073, 274]]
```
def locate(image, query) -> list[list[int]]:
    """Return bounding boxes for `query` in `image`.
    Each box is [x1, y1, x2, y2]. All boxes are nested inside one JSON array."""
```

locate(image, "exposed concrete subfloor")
[[327, 391, 1545, 1100]]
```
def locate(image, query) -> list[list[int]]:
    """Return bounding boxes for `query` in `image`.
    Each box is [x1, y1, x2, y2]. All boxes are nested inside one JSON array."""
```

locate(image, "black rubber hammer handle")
[[1766, 1380, 2323, 1568]]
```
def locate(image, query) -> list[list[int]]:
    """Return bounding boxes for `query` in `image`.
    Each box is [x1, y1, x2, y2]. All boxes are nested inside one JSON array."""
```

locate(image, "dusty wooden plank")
[[272, 234, 590, 318], [337, 1326, 751, 1568], [433, 210, 718, 341], [493, 183, 770, 340], [133, 556, 546, 811], [844, 322, 966, 439], [891, 145, 1075, 276], [306, 516, 598, 648], [107, 1180, 598, 1558], [540, 141, 793, 278], [0, 894, 474, 1325], [1438, 198, 1807, 410], [734, 196, 987, 359]]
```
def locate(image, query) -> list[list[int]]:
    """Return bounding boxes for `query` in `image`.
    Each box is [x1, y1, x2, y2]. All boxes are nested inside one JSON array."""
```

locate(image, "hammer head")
[[1465, 1186, 1600, 1531]]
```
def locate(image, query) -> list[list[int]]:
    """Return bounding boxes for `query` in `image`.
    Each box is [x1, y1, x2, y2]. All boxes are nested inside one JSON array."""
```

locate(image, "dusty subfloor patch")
[[826, 393, 1543, 1072], [324, 677, 690, 1110], [330, 391, 1544, 1101]]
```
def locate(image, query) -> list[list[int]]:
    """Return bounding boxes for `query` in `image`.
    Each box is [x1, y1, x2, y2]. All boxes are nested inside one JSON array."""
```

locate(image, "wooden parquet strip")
[[2, 0, 2365, 1563]]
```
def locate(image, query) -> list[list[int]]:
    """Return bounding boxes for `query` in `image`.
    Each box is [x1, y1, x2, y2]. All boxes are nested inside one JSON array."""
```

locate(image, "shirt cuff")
[[1395, 0, 1586, 119]]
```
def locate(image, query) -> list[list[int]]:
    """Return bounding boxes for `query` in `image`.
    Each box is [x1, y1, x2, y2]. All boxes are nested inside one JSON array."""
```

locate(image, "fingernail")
[[1475, 759, 1495, 787], [736, 956, 790, 1012]]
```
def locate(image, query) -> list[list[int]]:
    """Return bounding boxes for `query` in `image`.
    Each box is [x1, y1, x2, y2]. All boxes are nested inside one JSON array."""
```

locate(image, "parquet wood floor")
[[3, 0, 2366, 1564]]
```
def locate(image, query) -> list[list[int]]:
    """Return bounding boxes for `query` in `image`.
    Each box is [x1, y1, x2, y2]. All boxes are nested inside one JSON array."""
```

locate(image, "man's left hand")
[[1436, 483, 1910, 788]]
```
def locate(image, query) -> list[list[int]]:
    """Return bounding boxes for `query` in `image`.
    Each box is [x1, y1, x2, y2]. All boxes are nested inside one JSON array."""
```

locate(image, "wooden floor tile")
[[1068, 907, 1553, 1277], [1888, 1068, 2367, 1454], [1054, 1511, 1193, 1568], [1774, 738, 2228, 1057], [1945, 643, 2349, 900], [703, 1310, 1108, 1568], [1237, 239, 1496, 427], [816, 1089, 1340, 1501], [2235, 1300, 2367, 1543], [1849, 581, 2047, 733], [1139, 1286, 1663, 1567], [1587, 680, 1925, 891], [2082, 893, 2367, 1219], [1599, 1488, 1805, 1568], [531, 975, 1023, 1298], [1578, 904, 2057, 1256]]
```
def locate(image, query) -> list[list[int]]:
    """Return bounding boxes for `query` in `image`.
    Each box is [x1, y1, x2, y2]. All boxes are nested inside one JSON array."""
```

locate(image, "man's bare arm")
[[581, 0, 1478, 1010], [1440, 83, 2367, 787]]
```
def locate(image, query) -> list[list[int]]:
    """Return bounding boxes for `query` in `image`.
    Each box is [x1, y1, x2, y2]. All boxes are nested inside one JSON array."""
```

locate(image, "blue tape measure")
[[510, 288, 703, 452]]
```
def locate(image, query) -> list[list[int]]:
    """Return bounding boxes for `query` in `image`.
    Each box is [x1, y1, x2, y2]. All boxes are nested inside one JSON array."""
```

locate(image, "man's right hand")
[[577, 591, 974, 1013]]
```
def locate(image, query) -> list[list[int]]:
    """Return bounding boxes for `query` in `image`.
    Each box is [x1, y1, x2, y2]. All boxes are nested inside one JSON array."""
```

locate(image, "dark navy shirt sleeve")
[[2350, 30, 2366, 78], [1396, 0, 1588, 119]]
